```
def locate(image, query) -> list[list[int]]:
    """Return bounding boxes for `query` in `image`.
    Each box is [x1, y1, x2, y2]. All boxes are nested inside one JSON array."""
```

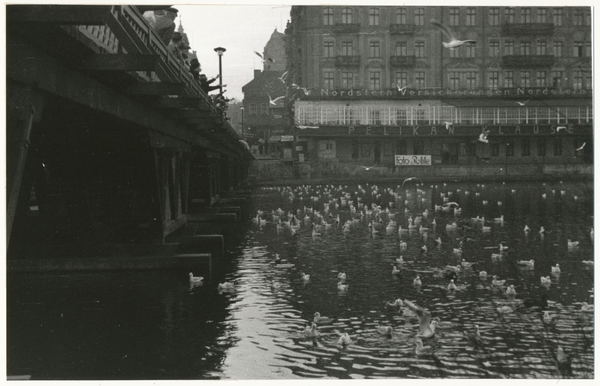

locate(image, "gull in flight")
[[442, 122, 453, 130], [516, 100, 530, 106], [278, 71, 288, 83], [430, 19, 476, 49], [254, 51, 274, 65], [360, 165, 377, 171], [575, 142, 586, 151], [556, 125, 571, 132], [267, 93, 285, 106], [396, 82, 409, 92], [401, 177, 421, 187], [290, 84, 311, 95]]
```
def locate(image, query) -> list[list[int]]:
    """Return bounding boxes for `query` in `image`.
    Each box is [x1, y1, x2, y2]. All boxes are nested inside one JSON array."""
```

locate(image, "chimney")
[[254, 69, 261, 78]]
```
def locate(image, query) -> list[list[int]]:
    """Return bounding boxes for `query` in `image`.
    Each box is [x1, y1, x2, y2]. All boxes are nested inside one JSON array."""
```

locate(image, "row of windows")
[[247, 103, 277, 116], [322, 7, 590, 27], [347, 138, 574, 159], [322, 40, 591, 59], [321, 69, 591, 91]]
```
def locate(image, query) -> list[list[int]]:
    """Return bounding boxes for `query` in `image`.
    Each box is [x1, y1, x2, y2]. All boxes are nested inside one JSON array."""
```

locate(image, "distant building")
[[286, 6, 592, 177], [242, 29, 290, 157]]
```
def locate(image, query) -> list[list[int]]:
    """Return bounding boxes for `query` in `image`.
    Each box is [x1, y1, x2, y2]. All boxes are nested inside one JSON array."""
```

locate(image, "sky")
[[174, 4, 292, 101]]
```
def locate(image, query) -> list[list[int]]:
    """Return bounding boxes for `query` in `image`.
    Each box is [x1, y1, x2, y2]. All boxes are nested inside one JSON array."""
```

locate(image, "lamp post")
[[240, 106, 245, 138], [213, 47, 226, 97]]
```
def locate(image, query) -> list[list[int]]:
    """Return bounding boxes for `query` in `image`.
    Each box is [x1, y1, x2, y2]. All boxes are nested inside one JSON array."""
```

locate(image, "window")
[[342, 41, 353, 56], [490, 40, 500, 57], [396, 8, 407, 24], [574, 42, 583, 57], [551, 71, 563, 88], [415, 71, 425, 88], [504, 71, 514, 87], [369, 109, 381, 125], [324, 71, 334, 89], [369, 41, 380, 58], [396, 139, 407, 154], [585, 9, 591, 25], [553, 8, 563, 26], [536, 41, 547, 55], [522, 8, 531, 23], [505, 8, 515, 23], [489, 8, 500, 26], [490, 143, 500, 156], [413, 139, 424, 155], [466, 71, 477, 90], [415, 42, 425, 57], [341, 72, 354, 89], [341, 7, 352, 24], [553, 138, 562, 155], [395, 71, 408, 88], [450, 46, 460, 58], [573, 9, 584, 25], [369, 8, 380, 26], [260, 103, 268, 115], [466, 8, 476, 26], [520, 71, 531, 87], [585, 42, 591, 57], [466, 42, 476, 58], [521, 42, 531, 55], [396, 41, 407, 56], [323, 7, 334, 26], [522, 138, 531, 156], [537, 8, 547, 23], [506, 139, 514, 156], [553, 41, 563, 57], [324, 41, 334, 57], [449, 71, 460, 90], [573, 70, 583, 90], [536, 71, 546, 87], [488, 71, 499, 90], [415, 8, 424, 26], [449, 8, 460, 26], [249, 103, 258, 115], [505, 40, 514, 55], [369, 71, 381, 90], [396, 110, 408, 125], [537, 138, 546, 156]]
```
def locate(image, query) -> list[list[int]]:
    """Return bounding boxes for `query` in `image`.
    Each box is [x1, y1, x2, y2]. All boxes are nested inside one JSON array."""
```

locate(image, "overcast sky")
[[175, 4, 292, 101]]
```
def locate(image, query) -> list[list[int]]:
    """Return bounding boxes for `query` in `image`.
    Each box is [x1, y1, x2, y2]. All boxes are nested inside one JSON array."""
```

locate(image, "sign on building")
[[395, 155, 431, 166]]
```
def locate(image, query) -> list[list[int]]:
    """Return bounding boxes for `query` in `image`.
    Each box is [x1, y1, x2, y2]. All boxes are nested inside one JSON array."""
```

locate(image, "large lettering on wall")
[[395, 155, 431, 166]]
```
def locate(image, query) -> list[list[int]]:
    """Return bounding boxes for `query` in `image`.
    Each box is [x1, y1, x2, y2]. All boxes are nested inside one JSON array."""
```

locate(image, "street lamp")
[[214, 47, 226, 97], [240, 106, 245, 138]]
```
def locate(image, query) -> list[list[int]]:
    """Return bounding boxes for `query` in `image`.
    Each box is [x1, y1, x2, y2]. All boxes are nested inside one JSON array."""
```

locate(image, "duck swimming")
[[492, 276, 506, 286], [189, 272, 204, 284], [313, 312, 334, 324], [447, 279, 458, 291], [337, 332, 352, 347], [551, 264, 561, 275], [413, 276, 422, 286], [304, 322, 319, 338]]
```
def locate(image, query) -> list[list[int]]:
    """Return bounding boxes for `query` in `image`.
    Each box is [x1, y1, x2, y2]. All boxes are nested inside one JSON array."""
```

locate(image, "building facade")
[[286, 6, 592, 177]]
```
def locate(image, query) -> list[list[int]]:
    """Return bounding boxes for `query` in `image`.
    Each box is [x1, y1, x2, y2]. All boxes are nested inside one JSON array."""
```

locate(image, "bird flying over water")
[[430, 19, 476, 49], [401, 177, 420, 187]]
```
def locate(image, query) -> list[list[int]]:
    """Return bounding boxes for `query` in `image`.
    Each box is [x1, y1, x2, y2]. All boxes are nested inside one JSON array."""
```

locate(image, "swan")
[[540, 276, 552, 285], [304, 322, 319, 338], [404, 299, 438, 338], [551, 264, 561, 275], [461, 259, 474, 269], [337, 281, 349, 291], [415, 338, 434, 356], [567, 239, 579, 248], [517, 259, 535, 267], [313, 312, 334, 324], [447, 279, 458, 291], [506, 285, 517, 297], [337, 272, 347, 281], [413, 276, 422, 286], [301, 273, 310, 281], [492, 276, 506, 286], [479, 271, 488, 279], [218, 282, 235, 291], [392, 265, 402, 275], [337, 332, 352, 346], [189, 272, 204, 284]]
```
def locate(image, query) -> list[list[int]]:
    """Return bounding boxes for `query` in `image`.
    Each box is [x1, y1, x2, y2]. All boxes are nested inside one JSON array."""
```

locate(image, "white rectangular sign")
[[395, 155, 431, 166]]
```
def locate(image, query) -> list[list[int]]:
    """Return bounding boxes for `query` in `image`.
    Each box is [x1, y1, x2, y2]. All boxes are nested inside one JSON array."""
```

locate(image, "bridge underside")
[[6, 5, 252, 259]]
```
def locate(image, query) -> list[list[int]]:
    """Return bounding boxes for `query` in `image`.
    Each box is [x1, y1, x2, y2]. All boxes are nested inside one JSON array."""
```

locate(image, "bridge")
[[6, 5, 253, 263]]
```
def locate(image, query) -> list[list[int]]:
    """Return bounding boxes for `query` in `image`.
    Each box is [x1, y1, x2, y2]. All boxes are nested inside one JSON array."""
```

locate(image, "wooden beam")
[[7, 5, 113, 25], [152, 97, 203, 109], [124, 82, 186, 96], [172, 110, 217, 120], [76, 54, 159, 71]]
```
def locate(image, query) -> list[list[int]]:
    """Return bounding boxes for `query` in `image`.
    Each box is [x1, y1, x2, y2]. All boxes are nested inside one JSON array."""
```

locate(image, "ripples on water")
[[7, 180, 594, 380]]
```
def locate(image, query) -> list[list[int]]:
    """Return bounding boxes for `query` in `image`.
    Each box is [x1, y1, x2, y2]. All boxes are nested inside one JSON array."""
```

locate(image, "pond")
[[6, 180, 594, 380]]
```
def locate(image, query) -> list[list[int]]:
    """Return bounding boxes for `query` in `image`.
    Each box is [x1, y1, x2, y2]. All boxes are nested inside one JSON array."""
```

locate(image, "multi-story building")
[[286, 6, 592, 178], [242, 29, 289, 157]]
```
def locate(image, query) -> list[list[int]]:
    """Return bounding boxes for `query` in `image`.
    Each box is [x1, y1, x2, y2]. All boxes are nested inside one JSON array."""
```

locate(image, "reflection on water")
[[7, 180, 594, 379]]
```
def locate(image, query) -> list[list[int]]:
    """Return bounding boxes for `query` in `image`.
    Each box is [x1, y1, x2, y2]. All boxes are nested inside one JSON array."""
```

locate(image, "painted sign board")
[[395, 155, 431, 166]]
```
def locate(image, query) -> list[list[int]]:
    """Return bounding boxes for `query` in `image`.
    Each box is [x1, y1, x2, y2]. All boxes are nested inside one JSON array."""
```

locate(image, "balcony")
[[335, 55, 361, 68], [502, 23, 554, 36], [502, 55, 555, 68], [333, 23, 360, 34], [390, 24, 415, 35], [390, 55, 416, 67]]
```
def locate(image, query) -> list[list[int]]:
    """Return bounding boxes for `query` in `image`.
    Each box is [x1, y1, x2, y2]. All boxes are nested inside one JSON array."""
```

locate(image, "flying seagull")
[[396, 82, 408, 92], [575, 142, 586, 151], [442, 122, 453, 130], [278, 71, 288, 83], [401, 177, 421, 187], [516, 100, 530, 106], [267, 93, 285, 106], [254, 51, 274, 64], [430, 19, 476, 49]]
